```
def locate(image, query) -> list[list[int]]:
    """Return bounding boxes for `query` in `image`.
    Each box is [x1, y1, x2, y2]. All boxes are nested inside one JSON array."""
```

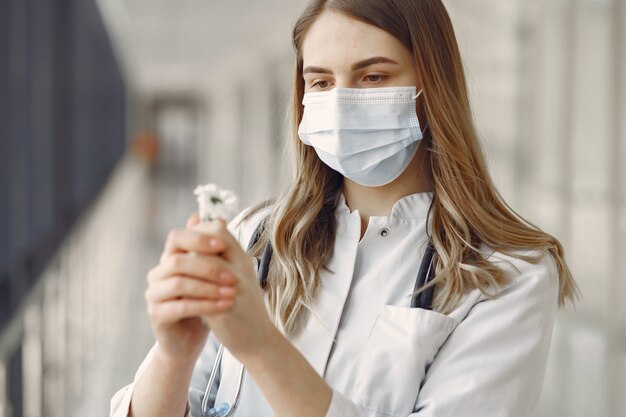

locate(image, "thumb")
[[186, 212, 200, 229]]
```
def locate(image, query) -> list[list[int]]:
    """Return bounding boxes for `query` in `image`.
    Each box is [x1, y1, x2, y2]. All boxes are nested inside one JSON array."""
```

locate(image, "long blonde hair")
[[243, 0, 579, 335]]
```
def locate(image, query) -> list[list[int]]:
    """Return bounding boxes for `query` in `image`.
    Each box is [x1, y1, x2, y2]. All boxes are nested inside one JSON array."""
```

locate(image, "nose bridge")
[[333, 69, 357, 89], [335, 79, 356, 89]]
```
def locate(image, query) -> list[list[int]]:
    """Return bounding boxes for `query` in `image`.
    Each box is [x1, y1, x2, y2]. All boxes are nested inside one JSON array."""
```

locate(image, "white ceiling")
[[95, 0, 532, 94], [97, 0, 310, 92]]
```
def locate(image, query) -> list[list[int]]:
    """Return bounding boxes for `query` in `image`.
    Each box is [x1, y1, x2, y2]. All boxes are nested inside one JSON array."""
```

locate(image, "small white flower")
[[193, 183, 240, 223]]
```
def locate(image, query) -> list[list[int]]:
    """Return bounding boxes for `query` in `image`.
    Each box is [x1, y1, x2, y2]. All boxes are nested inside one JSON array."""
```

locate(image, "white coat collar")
[[288, 190, 435, 377], [336, 190, 434, 221], [215, 192, 435, 412]]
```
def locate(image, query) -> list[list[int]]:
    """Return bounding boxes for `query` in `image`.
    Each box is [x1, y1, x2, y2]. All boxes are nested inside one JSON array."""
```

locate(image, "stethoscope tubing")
[[202, 218, 436, 417], [202, 345, 245, 417]]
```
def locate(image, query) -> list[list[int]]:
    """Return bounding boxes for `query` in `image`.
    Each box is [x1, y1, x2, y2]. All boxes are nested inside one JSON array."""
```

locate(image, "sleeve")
[[323, 253, 560, 417], [109, 337, 221, 417], [110, 342, 159, 417], [109, 207, 264, 417]]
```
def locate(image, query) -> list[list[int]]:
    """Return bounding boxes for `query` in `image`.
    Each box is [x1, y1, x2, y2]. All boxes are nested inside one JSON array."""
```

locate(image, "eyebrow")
[[302, 57, 399, 75]]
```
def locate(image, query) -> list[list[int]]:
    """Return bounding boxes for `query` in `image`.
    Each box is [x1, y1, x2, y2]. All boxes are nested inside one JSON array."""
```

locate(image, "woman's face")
[[301, 10, 420, 93]]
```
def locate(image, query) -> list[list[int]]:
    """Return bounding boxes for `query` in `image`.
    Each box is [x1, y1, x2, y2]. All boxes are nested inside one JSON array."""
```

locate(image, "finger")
[[186, 212, 200, 229], [148, 253, 239, 285], [149, 299, 234, 324], [145, 276, 237, 303], [190, 220, 246, 265], [158, 214, 203, 263], [162, 228, 227, 260]]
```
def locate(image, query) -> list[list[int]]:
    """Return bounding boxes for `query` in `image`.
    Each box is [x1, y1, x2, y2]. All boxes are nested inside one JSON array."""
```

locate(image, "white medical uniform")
[[111, 191, 559, 417]]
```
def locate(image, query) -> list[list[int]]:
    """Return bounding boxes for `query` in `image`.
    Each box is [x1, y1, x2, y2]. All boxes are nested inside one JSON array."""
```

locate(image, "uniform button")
[[379, 228, 390, 237]]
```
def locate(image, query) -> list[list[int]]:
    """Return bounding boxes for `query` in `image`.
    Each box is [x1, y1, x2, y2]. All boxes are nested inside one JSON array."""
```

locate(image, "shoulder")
[[418, 248, 562, 414], [447, 247, 560, 325], [481, 247, 559, 303]]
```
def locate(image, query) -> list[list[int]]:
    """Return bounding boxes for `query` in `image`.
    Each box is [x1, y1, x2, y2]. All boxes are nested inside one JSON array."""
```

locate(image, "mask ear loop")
[[412, 89, 429, 134]]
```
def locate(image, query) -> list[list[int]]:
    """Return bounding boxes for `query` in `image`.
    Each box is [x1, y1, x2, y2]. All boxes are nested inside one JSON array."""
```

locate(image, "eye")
[[311, 80, 331, 90], [364, 74, 385, 84]]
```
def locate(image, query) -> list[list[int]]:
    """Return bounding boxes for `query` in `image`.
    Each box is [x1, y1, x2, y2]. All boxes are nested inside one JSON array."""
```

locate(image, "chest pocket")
[[349, 305, 455, 416]]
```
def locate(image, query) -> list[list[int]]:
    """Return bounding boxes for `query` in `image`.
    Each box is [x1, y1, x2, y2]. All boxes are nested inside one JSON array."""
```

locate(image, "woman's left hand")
[[187, 214, 278, 361]]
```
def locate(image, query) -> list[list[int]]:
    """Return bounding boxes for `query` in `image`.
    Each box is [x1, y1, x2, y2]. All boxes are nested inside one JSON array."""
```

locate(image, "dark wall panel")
[[7, 0, 31, 311], [0, 0, 127, 331], [0, 0, 12, 321], [52, 0, 74, 231], [27, 0, 56, 275], [72, 0, 126, 213]]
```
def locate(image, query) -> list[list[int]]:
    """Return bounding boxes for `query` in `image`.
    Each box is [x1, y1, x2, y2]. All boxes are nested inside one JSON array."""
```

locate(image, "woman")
[[111, 1, 578, 416]]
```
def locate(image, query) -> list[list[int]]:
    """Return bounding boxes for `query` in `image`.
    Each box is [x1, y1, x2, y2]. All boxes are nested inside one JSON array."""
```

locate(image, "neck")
[[342, 145, 433, 220]]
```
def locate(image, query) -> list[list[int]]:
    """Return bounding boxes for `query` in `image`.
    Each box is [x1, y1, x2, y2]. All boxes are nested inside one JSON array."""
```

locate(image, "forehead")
[[301, 10, 412, 68]]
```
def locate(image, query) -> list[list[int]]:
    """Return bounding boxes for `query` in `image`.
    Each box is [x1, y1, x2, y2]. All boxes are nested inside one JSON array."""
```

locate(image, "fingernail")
[[216, 299, 233, 308], [219, 271, 232, 281], [218, 286, 236, 296]]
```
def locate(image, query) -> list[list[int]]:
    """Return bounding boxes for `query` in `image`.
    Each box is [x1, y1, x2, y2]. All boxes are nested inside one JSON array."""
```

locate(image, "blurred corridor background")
[[0, 0, 625, 416]]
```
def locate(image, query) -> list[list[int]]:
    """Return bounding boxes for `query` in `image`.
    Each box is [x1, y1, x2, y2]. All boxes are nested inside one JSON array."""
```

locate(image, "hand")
[[189, 219, 278, 362], [144, 213, 239, 364]]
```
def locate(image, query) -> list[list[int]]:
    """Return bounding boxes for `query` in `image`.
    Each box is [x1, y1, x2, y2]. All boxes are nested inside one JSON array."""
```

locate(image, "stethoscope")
[[201, 218, 437, 417]]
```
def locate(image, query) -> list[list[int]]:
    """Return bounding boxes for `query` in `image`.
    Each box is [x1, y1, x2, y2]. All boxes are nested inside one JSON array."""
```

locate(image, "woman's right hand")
[[144, 213, 239, 365]]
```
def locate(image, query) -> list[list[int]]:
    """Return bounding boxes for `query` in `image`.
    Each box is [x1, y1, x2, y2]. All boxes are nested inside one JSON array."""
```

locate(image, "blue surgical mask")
[[298, 86, 424, 187]]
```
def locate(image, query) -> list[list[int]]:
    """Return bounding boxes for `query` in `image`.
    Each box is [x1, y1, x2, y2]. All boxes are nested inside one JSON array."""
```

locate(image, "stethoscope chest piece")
[[206, 402, 230, 417], [202, 343, 246, 417], [201, 217, 436, 417]]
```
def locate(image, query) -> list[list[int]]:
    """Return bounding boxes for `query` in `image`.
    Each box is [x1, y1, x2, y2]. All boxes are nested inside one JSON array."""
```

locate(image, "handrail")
[[0, 154, 152, 417]]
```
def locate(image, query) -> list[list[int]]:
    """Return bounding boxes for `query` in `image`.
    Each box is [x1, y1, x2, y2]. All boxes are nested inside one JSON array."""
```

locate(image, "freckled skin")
[[301, 10, 419, 91], [301, 10, 432, 234]]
